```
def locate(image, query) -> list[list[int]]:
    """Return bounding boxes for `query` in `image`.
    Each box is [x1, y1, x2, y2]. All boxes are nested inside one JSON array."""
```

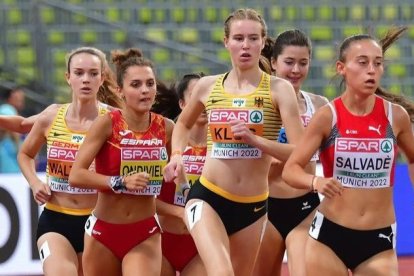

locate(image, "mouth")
[[80, 87, 92, 94], [364, 79, 376, 87], [140, 97, 152, 103], [240, 53, 251, 60], [288, 76, 301, 83]]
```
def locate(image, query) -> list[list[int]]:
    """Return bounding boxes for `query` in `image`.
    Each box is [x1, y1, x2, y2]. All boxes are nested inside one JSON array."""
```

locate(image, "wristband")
[[171, 150, 182, 157], [179, 182, 191, 195], [108, 176, 126, 193], [311, 176, 318, 193]]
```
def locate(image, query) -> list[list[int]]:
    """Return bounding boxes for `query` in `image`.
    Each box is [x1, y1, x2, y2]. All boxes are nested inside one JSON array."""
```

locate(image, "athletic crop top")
[[158, 145, 207, 206], [319, 96, 397, 189], [46, 104, 107, 194], [277, 91, 318, 161], [95, 110, 168, 196], [205, 72, 281, 159]]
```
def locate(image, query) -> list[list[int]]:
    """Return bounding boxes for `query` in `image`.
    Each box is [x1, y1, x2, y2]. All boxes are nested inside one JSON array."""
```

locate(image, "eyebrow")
[[355, 55, 383, 59]]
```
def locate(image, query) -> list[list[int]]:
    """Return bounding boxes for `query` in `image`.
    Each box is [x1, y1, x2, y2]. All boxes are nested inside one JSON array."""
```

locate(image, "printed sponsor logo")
[[48, 147, 78, 161], [71, 134, 84, 143], [336, 139, 380, 153], [232, 98, 246, 107], [120, 138, 163, 146]]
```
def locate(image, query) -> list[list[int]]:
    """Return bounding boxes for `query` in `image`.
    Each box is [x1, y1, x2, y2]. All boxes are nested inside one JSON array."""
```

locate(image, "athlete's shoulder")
[[269, 75, 294, 92], [303, 91, 329, 109], [197, 74, 221, 88]]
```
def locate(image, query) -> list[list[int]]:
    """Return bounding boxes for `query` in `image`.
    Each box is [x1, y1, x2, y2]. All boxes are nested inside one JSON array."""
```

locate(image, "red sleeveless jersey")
[[319, 96, 397, 188], [95, 110, 168, 195], [158, 145, 207, 207]]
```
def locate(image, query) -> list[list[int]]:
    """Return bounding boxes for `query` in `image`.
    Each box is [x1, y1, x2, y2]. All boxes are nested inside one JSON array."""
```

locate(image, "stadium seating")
[[0, 1, 413, 102]]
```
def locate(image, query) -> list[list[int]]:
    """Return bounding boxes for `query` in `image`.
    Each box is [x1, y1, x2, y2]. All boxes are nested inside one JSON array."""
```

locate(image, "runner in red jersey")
[[283, 27, 414, 275], [157, 73, 207, 276], [69, 48, 174, 276]]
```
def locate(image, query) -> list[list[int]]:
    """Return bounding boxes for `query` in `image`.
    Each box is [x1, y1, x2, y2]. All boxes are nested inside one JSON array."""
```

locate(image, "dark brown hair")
[[111, 48, 155, 88]]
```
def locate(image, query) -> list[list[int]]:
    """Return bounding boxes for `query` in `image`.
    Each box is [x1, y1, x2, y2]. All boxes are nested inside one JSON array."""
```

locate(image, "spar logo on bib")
[[210, 109, 262, 123], [381, 140, 393, 153], [336, 139, 393, 153]]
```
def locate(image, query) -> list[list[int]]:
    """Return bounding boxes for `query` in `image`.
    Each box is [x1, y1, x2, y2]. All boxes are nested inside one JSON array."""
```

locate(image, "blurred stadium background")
[[1, 0, 414, 115], [1, 1, 414, 275]]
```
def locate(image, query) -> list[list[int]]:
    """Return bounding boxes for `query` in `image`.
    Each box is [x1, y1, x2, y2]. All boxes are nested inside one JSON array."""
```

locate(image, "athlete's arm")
[[156, 199, 185, 220], [18, 108, 56, 205], [163, 76, 214, 182], [69, 114, 150, 192], [69, 114, 113, 191], [0, 104, 60, 133], [392, 104, 414, 186], [164, 117, 175, 156], [282, 105, 342, 198]]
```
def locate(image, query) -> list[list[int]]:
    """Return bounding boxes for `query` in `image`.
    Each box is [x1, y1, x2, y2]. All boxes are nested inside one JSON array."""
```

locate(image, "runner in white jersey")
[[254, 29, 328, 276]]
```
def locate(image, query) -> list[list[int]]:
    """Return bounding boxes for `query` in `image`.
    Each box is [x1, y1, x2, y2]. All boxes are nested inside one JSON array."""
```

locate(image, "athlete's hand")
[[163, 154, 184, 182], [229, 119, 257, 145], [31, 180, 51, 205], [314, 177, 343, 198], [124, 172, 150, 191]]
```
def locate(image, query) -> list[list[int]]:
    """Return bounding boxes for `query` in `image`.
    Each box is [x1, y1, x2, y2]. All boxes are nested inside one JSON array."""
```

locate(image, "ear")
[[223, 37, 228, 48], [178, 99, 185, 110], [270, 57, 277, 72], [65, 72, 70, 86], [261, 36, 266, 50], [336, 60, 345, 75]]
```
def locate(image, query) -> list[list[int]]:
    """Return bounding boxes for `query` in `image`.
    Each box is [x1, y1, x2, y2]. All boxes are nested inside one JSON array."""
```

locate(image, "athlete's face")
[[224, 19, 265, 70], [272, 46, 310, 93], [180, 79, 207, 125], [121, 65, 156, 113], [66, 53, 103, 101], [337, 39, 384, 96]]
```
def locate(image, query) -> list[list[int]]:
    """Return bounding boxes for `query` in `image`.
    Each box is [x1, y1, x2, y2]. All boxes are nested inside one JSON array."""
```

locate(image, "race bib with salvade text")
[[209, 108, 263, 159], [333, 138, 394, 189]]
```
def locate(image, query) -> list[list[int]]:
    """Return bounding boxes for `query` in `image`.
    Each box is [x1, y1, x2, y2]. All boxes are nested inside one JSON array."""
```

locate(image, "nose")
[[367, 62, 376, 74], [242, 38, 249, 49], [292, 63, 300, 73], [81, 73, 90, 82], [141, 84, 150, 94]]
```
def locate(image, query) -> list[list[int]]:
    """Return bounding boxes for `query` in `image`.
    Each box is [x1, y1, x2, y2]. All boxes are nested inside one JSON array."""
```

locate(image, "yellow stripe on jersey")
[[205, 73, 282, 151]]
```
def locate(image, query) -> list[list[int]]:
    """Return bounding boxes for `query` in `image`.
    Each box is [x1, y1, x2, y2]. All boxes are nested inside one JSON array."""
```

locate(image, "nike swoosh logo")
[[53, 132, 67, 137], [211, 99, 224, 104], [254, 205, 266, 212]]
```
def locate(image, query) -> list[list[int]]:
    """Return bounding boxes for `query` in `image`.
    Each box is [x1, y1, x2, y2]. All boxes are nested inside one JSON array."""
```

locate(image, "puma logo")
[[378, 232, 393, 243], [368, 125, 381, 135]]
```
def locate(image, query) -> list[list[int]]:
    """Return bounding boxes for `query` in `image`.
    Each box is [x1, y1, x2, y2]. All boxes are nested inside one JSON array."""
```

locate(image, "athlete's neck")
[[341, 92, 376, 116], [225, 67, 262, 94], [123, 109, 151, 132]]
